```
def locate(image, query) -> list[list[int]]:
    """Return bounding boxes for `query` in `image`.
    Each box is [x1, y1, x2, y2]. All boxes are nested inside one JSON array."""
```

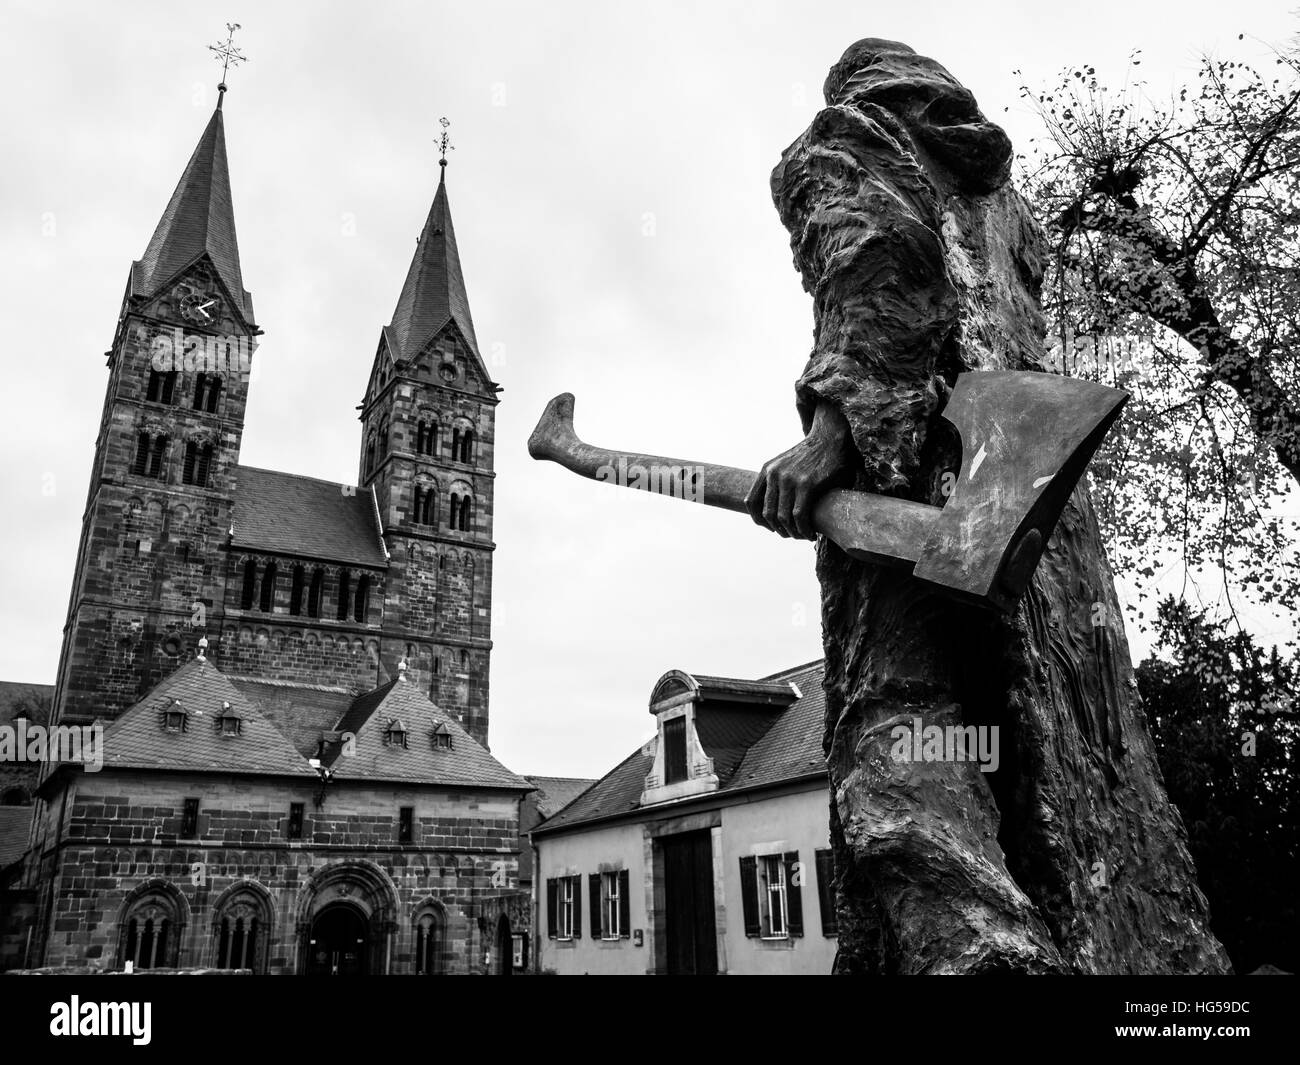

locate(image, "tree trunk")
[[778, 39, 1230, 974]]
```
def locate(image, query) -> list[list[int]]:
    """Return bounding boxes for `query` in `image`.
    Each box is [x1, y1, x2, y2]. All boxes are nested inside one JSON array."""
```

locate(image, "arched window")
[[450, 493, 472, 532], [289, 564, 305, 616], [379, 418, 390, 458], [353, 575, 369, 622], [417, 421, 436, 457], [420, 486, 435, 526], [307, 569, 324, 618], [413, 907, 444, 975], [193, 374, 221, 413], [458, 429, 474, 464], [132, 432, 151, 476], [147, 435, 168, 479], [213, 890, 269, 973], [460, 649, 470, 671], [119, 887, 183, 971], [146, 369, 177, 405], [182, 442, 214, 487], [1, 787, 29, 806], [365, 435, 376, 477], [259, 561, 277, 613], [240, 558, 257, 610], [451, 427, 461, 460], [337, 569, 352, 621]]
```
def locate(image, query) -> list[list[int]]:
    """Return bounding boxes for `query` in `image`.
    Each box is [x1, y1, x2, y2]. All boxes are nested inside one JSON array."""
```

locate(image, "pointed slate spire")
[[385, 169, 479, 362], [131, 104, 253, 322]]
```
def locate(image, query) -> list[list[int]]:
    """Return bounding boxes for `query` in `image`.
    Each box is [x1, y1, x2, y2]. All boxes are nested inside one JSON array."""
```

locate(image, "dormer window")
[[383, 719, 408, 749], [431, 723, 453, 750], [216, 702, 243, 737], [663, 716, 688, 784], [161, 700, 188, 732]]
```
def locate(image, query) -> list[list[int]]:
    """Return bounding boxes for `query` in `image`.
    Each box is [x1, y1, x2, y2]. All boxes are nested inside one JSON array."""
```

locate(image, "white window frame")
[[556, 876, 575, 940], [759, 854, 789, 940], [601, 871, 621, 941]]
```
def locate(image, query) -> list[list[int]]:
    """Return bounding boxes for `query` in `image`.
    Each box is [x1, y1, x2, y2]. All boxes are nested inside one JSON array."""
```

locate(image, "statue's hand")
[[745, 402, 857, 539]]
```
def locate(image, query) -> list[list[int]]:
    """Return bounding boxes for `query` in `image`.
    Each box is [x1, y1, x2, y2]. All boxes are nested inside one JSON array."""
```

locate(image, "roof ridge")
[[236, 464, 361, 491], [758, 658, 826, 682]]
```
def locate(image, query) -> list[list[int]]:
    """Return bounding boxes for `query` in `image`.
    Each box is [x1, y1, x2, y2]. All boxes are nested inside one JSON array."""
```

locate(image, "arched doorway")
[[307, 902, 368, 976], [496, 915, 512, 975], [296, 859, 400, 976]]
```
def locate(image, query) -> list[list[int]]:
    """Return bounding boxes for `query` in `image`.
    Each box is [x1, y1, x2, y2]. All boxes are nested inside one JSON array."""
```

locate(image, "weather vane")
[[208, 22, 247, 102], [438, 117, 455, 169]]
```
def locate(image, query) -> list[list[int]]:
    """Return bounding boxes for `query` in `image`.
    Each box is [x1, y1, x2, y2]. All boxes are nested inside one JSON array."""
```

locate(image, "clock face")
[[179, 287, 221, 325]]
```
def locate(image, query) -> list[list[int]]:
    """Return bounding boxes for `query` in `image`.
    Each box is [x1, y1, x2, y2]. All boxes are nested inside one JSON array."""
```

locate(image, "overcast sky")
[[1, 0, 1294, 777]]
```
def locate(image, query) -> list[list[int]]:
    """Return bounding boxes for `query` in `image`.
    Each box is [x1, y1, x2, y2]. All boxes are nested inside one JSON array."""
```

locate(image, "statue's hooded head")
[[823, 38, 1012, 194]]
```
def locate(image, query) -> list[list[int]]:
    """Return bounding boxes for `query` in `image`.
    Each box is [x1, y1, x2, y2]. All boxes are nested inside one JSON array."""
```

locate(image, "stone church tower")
[[52, 96, 259, 730], [358, 161, 499, 745], [49, 95, 499, 748]]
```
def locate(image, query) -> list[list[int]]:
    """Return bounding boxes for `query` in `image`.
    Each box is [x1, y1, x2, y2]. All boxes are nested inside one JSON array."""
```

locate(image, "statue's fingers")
[[746, 471, 769, 528], [763, 476, 787, 537], [791, 485, 815, 540]]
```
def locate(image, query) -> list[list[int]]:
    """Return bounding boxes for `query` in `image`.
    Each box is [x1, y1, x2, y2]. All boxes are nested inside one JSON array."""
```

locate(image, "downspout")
[[530, 833, 540, 973]]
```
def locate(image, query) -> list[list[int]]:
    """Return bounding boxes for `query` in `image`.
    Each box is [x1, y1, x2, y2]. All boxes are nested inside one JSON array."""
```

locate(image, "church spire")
[[385, 119, 478, 361], [130, 27, 253, 323]]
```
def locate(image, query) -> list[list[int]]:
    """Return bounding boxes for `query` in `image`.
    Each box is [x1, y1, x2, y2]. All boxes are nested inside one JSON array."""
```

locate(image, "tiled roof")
[[525, 776, 598, 820], [231, 466, 388, 567], [131, 105, 253, 322], [535, 662, 828, 834], [0, 807, 32, 870], [227, 677, 360, 760], [98, 658, 316, 777], [386, 173, 479, 360], [323, 678, 530, 791], [0, 681, 53, 724]]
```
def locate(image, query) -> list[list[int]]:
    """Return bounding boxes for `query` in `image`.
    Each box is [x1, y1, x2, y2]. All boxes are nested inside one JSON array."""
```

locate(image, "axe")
[[528, 371, 1127, 613]]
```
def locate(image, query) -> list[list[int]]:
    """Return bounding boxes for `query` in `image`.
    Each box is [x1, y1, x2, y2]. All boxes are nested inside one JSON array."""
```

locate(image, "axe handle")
[[528, 393, 935, 569]]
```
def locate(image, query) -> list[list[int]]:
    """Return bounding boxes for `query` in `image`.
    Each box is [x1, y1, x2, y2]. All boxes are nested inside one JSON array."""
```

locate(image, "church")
[[0, 76, 533, 974]]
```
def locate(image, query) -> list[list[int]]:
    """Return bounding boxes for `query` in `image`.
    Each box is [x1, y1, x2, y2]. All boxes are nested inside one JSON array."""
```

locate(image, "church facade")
[[6, 85, 531, 974]]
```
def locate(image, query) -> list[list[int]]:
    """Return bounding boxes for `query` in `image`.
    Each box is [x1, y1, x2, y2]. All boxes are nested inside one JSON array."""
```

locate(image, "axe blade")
[[913, 371, 1128, 611]]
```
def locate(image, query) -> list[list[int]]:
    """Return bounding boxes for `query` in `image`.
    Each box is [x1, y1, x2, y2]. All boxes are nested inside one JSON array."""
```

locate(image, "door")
[[661, 830, 718, 975], [307, 903, 368, 976], [496, 916, 512, 975]]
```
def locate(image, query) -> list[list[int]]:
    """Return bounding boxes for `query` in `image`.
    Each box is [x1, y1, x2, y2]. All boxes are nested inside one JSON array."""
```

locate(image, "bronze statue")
[[531, 39, 1229, 973]]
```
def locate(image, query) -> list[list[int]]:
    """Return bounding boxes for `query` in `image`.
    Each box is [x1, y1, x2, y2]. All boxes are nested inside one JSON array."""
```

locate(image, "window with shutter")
[[739, 855, 760, 937], [618, 869, 631, 939], [784, 851, 804, 937], [589, 874, 602, 940], [546, 879, 558, 939], [815, 848, 838, 936], [571, 875, 582, 939]]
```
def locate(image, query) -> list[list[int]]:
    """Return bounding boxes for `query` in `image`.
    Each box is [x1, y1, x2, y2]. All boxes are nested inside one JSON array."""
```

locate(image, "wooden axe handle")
[[528, 393, 937, 569]]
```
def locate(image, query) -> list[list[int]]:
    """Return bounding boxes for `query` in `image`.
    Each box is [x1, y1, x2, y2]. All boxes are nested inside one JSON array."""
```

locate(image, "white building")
[[531, 661, 837, 975]]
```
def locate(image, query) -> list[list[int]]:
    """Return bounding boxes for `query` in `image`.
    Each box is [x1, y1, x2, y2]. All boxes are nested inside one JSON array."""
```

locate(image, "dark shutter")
[[618, 869, 631, 938], [571, 875, 582, 938], [784, 851, 804, 937], [546, 879, 557, 939], [589, 874, 602, 940], [739, 855, 760, 937], [815, 848, 838, 936]]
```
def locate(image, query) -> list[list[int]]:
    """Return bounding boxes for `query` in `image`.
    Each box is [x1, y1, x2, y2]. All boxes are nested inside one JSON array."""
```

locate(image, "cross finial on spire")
[[437, 116, 454, 176], [208, 22, 247, 108]]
